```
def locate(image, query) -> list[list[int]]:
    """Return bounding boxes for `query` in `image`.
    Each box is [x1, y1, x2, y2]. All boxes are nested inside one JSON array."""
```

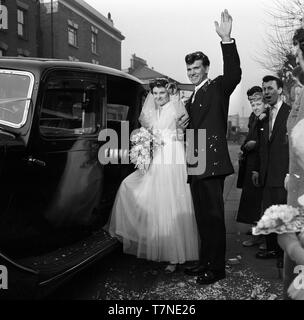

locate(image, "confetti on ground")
[[100, 263, 283, 300]]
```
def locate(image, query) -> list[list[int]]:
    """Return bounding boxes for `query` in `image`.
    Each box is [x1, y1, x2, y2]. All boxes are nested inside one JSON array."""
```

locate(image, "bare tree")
[[258, 0, 304, 101], [259, 0, 304, 71]]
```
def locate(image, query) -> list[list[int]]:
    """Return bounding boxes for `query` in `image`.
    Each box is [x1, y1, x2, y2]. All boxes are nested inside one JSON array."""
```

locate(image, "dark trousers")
[[190, 176, 226, 271], [262, 186, 287, 254]]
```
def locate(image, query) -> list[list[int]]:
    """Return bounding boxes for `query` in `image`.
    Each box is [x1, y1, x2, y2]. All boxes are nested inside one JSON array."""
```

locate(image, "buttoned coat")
[[186, 41, 242, 182]]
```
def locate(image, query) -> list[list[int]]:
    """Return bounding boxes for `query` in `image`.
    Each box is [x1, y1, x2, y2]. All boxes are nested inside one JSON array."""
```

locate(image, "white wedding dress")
[[107, 98, 199, 264]]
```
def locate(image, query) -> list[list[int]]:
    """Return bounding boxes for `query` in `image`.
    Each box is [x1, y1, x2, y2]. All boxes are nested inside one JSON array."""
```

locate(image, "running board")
[[0, 229, 119, 299]]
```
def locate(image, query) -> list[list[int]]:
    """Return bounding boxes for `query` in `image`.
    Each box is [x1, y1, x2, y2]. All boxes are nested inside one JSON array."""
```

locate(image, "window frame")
[[91, 32, 97, 54], [68, 26, 78, 47], [0, 69, 35, 128], [39, 70, 104, 139], [17, 8, 27, 39]]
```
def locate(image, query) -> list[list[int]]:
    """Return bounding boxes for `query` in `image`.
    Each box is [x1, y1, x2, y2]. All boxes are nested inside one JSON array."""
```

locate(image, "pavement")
[[47, 143, 283, 300]]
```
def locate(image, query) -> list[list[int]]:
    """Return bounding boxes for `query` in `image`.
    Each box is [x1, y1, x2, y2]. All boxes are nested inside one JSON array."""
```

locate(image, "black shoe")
[[196, 270, 226, 285], [255, 250, 279, 259], [184, 264, 206, 276]]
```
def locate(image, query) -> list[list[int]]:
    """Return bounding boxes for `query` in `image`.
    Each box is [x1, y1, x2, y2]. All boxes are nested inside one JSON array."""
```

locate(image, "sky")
[[85, 0, 286, 117]]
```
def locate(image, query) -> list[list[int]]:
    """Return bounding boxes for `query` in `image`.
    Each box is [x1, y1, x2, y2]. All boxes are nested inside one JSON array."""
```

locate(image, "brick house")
[[39, 0, 124, 69], [0, 0, 124, 69], [0, 0, 40, 57]]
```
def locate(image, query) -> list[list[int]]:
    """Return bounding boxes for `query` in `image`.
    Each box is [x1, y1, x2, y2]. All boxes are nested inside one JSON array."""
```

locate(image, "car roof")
[[0, 57, 143, 84]]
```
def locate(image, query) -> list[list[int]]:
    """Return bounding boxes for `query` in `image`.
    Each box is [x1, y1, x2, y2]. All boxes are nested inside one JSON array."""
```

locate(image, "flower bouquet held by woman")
[[252, 205, 304, 235], [129, 127, 164, 174], [253, 116, 304, 237]]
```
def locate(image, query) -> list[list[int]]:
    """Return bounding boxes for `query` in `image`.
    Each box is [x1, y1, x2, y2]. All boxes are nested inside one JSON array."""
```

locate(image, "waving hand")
[[214, 9, 232, 42]]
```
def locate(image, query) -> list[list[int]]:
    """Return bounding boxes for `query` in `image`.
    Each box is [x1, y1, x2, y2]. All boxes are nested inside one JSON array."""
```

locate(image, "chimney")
[[130, 54, 147, 71], [107, 12, 113, 25]]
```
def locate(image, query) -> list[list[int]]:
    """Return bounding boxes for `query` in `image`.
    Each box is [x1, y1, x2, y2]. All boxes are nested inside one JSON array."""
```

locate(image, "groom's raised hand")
[[214, 9, 232, 42]]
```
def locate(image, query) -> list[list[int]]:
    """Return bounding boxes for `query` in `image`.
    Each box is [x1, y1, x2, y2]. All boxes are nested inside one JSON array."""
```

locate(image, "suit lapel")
[[190, 80, 211, 125], [269, 103, 289, 142]]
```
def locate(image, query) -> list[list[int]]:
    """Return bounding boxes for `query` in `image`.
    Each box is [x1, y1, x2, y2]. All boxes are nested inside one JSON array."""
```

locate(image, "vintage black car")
[[0, 58, 146, 299]]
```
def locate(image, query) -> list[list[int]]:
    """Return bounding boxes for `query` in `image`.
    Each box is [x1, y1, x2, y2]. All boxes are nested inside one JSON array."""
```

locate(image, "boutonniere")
[[201, 79, 212, 93], [258, 104, 270, 121]]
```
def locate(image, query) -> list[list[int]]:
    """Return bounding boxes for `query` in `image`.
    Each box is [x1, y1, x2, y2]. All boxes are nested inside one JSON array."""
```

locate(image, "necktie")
[[191, 89, 198, 103], [269, 106, 277, 138]]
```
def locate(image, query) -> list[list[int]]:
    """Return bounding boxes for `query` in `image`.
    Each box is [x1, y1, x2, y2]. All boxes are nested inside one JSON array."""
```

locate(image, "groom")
[[181, 9, 241, 284]]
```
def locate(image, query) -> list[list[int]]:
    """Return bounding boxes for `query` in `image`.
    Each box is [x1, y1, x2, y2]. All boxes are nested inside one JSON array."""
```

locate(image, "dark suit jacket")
[[237, 112, 259, 188], [186, 41, 242, 182], [256, 102, 291, 187]]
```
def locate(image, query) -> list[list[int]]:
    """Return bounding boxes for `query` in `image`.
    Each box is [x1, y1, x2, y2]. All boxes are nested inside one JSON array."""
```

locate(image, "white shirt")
[[270, 99, 283, 129], [192, 78, 209, 103]]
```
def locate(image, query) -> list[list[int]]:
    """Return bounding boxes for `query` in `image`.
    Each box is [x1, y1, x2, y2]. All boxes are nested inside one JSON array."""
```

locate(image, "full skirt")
[[107, 140, 199, 263]]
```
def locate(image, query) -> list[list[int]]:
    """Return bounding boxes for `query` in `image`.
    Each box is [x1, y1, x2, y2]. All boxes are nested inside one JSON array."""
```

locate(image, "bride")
[[106, 78, 199, 272]]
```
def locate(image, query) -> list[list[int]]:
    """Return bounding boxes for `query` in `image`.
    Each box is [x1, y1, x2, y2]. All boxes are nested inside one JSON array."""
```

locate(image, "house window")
[[91, 32, 97, 54], [0, 2, 8, 31], [17, 8, 26, 38], [68, 26, 78, 47]]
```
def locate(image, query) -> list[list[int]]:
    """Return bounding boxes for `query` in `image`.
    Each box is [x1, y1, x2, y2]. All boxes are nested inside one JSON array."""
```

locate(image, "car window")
[[40, 75, 100, 137], [107, 104, 129, 121], [0, 70, 34, 128]]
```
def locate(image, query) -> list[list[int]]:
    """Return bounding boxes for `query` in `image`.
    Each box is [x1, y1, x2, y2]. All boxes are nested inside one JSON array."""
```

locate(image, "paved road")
[[47, 143, 283, 300]]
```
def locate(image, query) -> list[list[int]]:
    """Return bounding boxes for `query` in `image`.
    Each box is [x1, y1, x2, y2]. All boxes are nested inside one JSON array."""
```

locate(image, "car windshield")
[[0, 70, 34, 128]]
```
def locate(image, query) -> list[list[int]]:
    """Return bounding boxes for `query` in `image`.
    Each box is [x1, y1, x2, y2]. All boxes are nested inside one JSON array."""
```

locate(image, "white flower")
[[298, 194, 304, 207], [253, 205, 301, 235], [279, 211, 294, 224], [259, 113, 267, 121], [129, 127, 163, 174], [258, 216, 276, 229]]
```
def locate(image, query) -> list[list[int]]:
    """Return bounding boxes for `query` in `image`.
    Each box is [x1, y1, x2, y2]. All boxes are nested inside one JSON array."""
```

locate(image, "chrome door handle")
[[26, 156, 46, 167]]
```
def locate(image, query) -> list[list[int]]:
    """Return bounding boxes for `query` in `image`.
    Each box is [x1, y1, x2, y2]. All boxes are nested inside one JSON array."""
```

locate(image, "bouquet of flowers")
[[129, 127, 163, 174], [252, 205, 304, 235]]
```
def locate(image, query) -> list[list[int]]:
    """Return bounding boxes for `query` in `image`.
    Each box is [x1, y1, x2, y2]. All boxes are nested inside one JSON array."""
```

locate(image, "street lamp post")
[[51, 0, 54, 58]]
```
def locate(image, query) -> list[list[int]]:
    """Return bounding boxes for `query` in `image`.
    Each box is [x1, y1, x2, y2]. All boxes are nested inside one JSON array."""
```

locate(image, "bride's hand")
[[176, 114, 189, 131], [214, 9, 232, 42]]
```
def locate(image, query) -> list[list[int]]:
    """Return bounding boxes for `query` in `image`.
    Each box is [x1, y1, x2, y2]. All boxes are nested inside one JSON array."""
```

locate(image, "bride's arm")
[[174, 99, 189, 140]]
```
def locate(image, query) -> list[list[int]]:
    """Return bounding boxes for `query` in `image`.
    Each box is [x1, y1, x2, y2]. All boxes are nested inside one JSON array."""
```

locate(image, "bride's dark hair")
[[149, 78, 169, 90]]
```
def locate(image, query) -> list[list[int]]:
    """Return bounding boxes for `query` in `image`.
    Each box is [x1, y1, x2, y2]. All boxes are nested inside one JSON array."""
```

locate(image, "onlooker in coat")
[[236, 87, 264, 247], [252, 76, 291, 261]]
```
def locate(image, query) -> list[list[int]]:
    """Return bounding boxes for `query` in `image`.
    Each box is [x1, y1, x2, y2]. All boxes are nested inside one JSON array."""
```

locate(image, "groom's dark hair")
[[185, 51, 210, 67], [262, 75, 283, 89]]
